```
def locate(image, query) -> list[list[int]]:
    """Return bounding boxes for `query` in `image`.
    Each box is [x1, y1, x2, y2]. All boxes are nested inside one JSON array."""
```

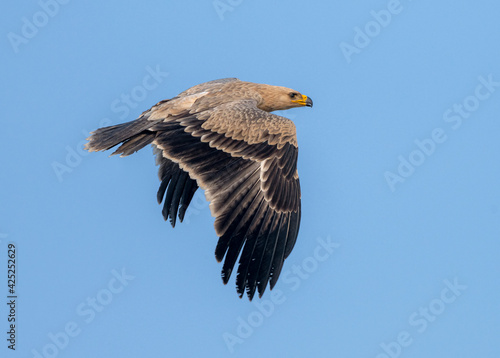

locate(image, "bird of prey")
[[86, 78, 313, 300]]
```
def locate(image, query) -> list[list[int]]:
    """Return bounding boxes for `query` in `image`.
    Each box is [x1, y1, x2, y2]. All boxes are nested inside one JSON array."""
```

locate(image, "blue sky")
[[1, 0, 500, 357]]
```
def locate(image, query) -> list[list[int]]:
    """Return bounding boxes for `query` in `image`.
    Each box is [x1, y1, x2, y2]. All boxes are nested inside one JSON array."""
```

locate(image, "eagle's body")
[[86, 78, 313, 300]]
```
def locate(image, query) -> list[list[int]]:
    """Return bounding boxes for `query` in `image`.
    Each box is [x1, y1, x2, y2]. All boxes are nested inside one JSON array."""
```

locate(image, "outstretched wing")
[[152, 99, 301, 300]]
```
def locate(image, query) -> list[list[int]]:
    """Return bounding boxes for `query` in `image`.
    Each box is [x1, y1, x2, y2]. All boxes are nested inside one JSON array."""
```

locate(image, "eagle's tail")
[[85, 118, 156, 157]]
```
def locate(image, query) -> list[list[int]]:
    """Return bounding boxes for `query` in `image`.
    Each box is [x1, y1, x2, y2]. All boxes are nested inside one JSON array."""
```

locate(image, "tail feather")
[[111, 133, 155, 157], [85, 118, 157, 155]]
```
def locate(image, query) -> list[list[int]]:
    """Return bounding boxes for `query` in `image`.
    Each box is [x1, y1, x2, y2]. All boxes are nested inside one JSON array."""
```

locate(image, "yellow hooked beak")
[[291, 94, 313, 107]]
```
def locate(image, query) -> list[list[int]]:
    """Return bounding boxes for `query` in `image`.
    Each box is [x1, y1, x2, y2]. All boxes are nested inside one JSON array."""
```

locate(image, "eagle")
[[85, 78, 313, 300]]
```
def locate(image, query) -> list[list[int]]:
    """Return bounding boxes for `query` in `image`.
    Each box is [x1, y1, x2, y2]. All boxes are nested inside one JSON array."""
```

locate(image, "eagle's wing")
[[152, 99, 301, 299]]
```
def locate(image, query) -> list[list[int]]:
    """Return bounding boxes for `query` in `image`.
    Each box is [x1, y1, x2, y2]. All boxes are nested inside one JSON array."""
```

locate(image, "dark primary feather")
[[154, 147, 198, 227]]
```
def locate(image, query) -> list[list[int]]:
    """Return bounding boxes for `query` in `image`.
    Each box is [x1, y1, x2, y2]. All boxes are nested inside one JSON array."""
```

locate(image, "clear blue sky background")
[[1, 1, 499, 357]]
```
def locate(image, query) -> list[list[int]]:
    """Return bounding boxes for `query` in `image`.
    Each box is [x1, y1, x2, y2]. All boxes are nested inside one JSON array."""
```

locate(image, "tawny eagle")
[[86, 78, 313, 300]]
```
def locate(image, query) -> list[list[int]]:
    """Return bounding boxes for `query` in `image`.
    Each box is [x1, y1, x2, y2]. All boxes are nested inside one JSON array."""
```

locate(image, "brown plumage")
[[85, 78, 313, 300]]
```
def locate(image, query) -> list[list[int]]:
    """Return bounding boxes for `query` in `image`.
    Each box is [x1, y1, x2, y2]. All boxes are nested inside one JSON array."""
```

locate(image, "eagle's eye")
[[289, 92, 298, 99]]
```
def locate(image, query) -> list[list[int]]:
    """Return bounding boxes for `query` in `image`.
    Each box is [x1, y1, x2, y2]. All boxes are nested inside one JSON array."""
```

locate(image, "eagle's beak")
[[292, 95, 313, 107]]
